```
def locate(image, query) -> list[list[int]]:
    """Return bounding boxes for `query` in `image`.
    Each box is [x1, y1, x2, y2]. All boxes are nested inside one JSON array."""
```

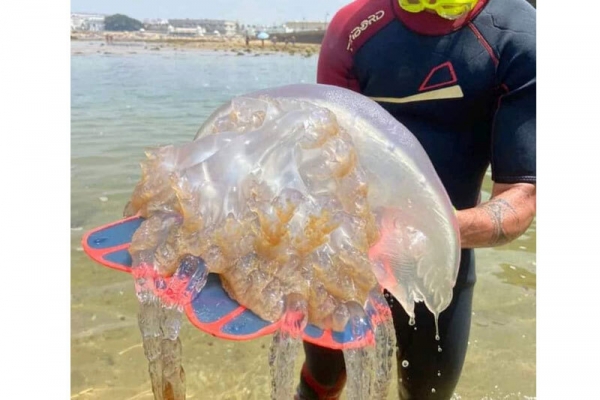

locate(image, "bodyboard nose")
[[82, 217, 386, 349]]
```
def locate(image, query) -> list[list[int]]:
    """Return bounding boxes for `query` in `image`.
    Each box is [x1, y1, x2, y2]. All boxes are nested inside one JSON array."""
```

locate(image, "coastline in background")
[[71, 31, 321, 57]]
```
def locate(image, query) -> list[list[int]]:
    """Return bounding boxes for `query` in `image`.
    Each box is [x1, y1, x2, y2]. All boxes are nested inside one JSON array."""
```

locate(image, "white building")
[[285, 21, 328, 32], [143, 18, 169, 33], [71, 13, 105, 31], [168, 19, 237, 36], [167, 25, 206, 37], [265, 25, 294, 35], [198, 19, 237, 36]]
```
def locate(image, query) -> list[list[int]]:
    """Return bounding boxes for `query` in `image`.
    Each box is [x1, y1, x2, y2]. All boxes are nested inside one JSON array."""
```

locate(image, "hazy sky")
[[71, 0, 352, 25]]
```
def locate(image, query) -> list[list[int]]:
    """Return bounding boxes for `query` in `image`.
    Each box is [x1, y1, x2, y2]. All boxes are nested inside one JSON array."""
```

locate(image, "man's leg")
[[296, 342, 347, 400], [298, 248, 475, 400], [390, 283, 474, 399]]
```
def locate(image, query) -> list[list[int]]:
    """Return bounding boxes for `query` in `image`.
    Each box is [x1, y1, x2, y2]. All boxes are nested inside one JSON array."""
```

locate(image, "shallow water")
[[71, 40, 536, 399]]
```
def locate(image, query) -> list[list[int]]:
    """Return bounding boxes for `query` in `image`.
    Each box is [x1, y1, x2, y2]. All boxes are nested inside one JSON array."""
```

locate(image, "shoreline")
[[71, 31, 321, 57]]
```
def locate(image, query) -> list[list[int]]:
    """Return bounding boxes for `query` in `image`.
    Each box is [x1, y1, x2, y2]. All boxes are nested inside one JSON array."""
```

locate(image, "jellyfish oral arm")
[[456, 182, 536, 248]]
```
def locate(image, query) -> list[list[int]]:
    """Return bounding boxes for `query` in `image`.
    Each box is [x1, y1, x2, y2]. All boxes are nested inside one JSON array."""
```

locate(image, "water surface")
[[71, 40, 535, 400]]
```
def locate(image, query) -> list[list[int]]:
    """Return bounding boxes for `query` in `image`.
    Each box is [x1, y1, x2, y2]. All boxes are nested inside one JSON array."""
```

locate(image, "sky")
[[71, 0, 352, 25]]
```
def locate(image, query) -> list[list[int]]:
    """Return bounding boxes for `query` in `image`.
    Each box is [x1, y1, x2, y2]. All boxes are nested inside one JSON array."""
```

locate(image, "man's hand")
[[456, 182, 536, 248]]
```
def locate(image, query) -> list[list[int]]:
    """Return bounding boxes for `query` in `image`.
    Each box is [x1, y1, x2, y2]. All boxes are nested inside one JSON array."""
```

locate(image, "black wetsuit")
[[298, 0, 536, 398]]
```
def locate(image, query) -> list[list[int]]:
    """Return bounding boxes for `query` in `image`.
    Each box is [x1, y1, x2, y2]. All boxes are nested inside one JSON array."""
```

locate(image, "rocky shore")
[[71, 31, 321, 57]]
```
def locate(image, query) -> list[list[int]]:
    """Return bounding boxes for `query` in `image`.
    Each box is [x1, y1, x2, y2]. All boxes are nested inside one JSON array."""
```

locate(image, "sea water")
[[71, 40, 536, 400]]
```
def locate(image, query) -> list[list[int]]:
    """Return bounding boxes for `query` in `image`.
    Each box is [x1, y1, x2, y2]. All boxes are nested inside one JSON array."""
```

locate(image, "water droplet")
[[402, 360, 409, 368], [437, 346, 442, 353], [435, 334, 440, 341], [414, 327, 417, 331], [408, 317, 415, 326], [431, 388, 436, 393], [437, 371, 441, 377]]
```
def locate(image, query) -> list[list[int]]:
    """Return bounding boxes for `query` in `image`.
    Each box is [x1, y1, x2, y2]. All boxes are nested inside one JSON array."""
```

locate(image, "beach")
[[71, 31, 321, 57]]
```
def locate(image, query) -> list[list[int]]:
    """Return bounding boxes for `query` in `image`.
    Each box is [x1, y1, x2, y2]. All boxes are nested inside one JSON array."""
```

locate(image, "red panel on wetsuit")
[[317, 0, 394, 90]]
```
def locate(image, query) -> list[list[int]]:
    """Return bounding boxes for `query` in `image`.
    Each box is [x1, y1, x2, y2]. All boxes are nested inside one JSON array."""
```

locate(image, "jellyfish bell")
[[82, 83, 461, 400], [192, 84, 461, 326], [84, 83, 460, 344]]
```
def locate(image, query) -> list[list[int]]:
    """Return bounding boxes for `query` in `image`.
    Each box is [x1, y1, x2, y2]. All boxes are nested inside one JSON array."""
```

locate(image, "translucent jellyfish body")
[[126, 83, 460, 330]]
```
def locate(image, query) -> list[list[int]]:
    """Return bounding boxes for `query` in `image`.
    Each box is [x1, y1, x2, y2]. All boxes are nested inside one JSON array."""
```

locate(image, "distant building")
[[265, 25, 294, 35], [285, 21, 328, 32], [167, 25, 206, 37], [168, 19, 237, 36], [143, 18, 169, 33], [71, 13, 105, 31], [168, 19, 205, 29], [207, 20, 236, 36]]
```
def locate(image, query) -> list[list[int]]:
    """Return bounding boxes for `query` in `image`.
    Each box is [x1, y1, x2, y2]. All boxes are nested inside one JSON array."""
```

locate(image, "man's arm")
[[460, 7, 537, 248], [457, 182, 535, 248]]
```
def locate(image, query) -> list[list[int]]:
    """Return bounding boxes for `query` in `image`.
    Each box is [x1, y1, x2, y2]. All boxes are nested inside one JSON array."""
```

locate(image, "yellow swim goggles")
[[398, 0, 478, 20]]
